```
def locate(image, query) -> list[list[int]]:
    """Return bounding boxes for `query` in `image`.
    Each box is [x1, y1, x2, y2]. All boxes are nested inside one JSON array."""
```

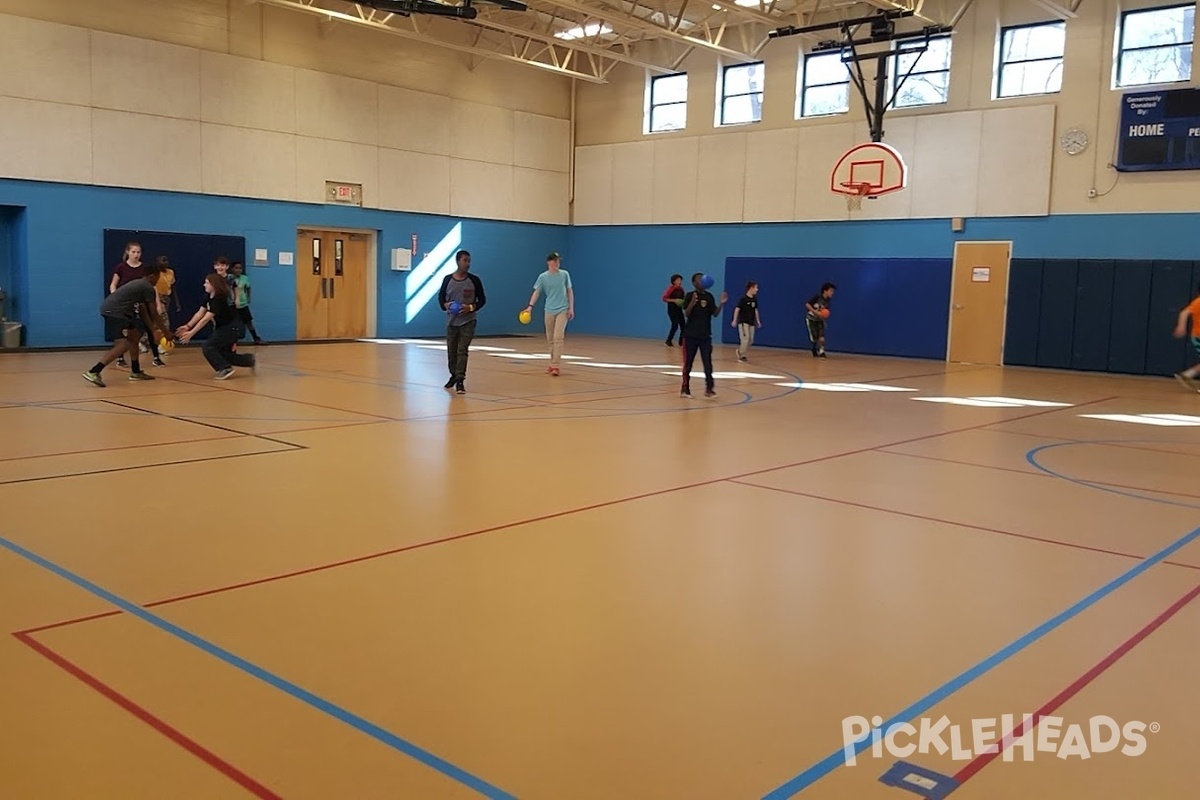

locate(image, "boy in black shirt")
[[733, 280, 761, 361], [680, 272, 728, 398], [805, 282, 836, 358], [83, 265, 170, 386]]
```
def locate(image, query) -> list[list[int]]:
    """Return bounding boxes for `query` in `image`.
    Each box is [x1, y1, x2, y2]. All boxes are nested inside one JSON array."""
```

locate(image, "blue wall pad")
[[878, 761, 960, 799], [1003, 259, 1042, 367], [1035, 259, 1078, 369], [1106, 260, 1152, 374], [718, 257, 951, 359], [1071, 259, 1115, 371], [1145, 260, 1195, 376], [103, 229, 246, 342]]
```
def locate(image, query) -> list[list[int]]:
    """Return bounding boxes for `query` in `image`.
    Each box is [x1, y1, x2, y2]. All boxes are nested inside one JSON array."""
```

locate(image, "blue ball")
[[700, 274, 714, 289], [448, 301, 462, 314]]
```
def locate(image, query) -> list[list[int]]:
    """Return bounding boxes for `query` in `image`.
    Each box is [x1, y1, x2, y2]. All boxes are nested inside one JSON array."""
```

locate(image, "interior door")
[[327, 233, 369, 339], [295, 229, 369, 340], [948, 241, 1012, 365], [295, 230, 328, 339]]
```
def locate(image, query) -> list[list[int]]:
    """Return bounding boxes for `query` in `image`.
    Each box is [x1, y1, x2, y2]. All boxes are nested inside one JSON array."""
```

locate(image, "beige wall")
[[0, 3, 572, 224], [574, 0, 1200, 223]]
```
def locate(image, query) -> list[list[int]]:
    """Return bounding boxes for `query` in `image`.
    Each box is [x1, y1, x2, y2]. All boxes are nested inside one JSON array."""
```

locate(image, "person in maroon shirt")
[[107, 241, 162, 367]]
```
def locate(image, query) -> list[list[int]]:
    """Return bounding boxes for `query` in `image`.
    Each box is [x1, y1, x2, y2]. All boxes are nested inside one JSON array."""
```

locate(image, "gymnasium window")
[[646, 73, 688, 133], [996, 21, 1066, 97], [798, 51, 851, 117], [1115, 3, 1194, 87], [718, 61, 765, 126], [891, 35, 952, 108]]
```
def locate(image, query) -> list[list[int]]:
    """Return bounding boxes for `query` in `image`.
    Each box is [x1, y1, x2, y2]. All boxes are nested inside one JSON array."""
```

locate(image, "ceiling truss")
[[252, 0, 1083, 83]]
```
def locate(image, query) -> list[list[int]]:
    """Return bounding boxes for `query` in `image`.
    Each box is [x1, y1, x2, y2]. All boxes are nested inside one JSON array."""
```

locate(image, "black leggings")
[[202, 322, 255, 371]]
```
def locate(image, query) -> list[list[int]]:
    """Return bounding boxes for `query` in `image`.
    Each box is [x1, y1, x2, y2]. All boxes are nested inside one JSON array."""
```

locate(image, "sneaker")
[[214, 368, 235, 380], [705, 389, 716, 399], [152, 357, 166, 367], [1175, 372, 1198, 392], [116, 357, 127, 367], [680, 389, 692, 398], [128, 371, 155, 381], [455, 381, 465, 395], [444, 377, 457, 389], [82, 371, 105, 387], [737, 352, 746, 362], [550, 367, 560, 376]]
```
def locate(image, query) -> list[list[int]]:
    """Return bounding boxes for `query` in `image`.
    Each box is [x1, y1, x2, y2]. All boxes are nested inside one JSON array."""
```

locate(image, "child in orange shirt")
[[1172, 286, 1200, 390]]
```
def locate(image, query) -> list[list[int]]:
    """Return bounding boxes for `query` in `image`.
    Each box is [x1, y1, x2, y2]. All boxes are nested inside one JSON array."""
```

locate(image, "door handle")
[[321, 278, 328, 298], [329, 279, 335, 299]]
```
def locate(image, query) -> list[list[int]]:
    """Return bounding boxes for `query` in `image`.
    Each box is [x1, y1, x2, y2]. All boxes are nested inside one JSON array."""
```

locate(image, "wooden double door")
[[295, 229, 368, 339]]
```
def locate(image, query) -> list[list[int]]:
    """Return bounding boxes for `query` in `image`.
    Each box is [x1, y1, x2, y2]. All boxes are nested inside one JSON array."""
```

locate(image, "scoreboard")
[[1115, 88, 1200, 172]]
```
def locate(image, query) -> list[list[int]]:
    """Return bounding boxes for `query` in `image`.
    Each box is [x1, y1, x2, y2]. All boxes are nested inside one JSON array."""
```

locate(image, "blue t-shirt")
[[534, 269, 572, 314]]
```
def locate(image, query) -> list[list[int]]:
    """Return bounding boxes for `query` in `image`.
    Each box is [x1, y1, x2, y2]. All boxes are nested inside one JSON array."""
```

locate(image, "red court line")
[[878, 449, 1200, 502], [952, 580, 1200, 784], [25, 397, 1108, 633], [12, 631, 282, 799], [728, 479, 1200, 571]]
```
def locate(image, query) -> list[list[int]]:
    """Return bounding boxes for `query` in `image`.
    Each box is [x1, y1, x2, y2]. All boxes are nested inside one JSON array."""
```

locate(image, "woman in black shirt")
[[176, 273, 256, 379]]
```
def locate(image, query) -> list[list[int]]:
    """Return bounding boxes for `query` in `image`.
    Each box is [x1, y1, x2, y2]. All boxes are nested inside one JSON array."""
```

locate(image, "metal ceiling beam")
[[468, 10, 676, 71], [541, 0, 758, 58], [1026, 0, 1078, 19], [254, 0, 621, 81]]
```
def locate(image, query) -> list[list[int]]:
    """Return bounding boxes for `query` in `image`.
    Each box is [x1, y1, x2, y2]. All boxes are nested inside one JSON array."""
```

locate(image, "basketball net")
[[840, 182, 874, 212]]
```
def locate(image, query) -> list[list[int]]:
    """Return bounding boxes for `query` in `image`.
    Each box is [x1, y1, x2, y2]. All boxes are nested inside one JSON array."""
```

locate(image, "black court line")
[[102, 400, 310, 450], [0, 445, 298, 486]]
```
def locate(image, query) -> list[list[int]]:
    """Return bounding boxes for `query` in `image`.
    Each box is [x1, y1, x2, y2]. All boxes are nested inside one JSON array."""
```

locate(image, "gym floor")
[[1, 335, 1197, 799]]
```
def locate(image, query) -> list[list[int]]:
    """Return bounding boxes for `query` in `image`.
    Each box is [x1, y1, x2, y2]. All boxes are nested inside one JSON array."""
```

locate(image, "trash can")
[[1, 321, 22, 348]]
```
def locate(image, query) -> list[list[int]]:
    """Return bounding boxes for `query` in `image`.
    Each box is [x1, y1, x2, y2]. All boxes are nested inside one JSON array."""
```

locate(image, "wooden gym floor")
[[2, 334, 1198, 800]]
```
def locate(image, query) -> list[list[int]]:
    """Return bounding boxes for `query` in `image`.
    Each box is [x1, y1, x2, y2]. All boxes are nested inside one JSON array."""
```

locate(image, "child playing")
[[524, 252, 574, 376], [83, 262, 170, 386], [680, 272, 727, 399], [229, 261, 264, 344], [732, 280, 761, 361], [176, 273, 257, 380], [151, 256, 180, 365], [805, 282, 836, 358], [662, 274, 685, 347], [1172, 283, 1200, 391]]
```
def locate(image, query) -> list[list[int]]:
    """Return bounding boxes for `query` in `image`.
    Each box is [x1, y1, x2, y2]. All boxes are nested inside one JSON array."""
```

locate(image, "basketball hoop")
[[830, 141, 907, 214], [840, 182, 875, 212]]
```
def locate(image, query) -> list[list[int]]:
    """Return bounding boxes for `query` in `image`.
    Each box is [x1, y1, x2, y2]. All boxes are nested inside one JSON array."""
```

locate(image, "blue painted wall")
[[564, 214, 1200, 343], [0, 178, 567, 347]]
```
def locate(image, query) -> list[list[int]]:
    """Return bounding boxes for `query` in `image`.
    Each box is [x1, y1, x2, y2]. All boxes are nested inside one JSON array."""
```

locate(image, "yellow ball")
[[518, 309, 532, 325], [159, 337, 174, 352]]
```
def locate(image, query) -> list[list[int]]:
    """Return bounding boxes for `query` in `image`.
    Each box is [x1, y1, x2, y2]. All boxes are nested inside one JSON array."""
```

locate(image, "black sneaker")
[[705, 389, 716, 399], [680, 389, 692, 398], [455, 381, 465, 395], [152, 357, 166, 367], [444, 377, 456, 389]]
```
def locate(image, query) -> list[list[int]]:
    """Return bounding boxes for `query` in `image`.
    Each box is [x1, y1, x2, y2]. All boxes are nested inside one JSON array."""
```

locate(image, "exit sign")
[[325, 181, 363, 206]]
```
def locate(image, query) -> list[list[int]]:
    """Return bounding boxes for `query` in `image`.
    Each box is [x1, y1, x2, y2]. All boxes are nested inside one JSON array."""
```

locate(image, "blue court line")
[[1026, 439, 1200, 511], [760, 439, 1200, 799], [0, 534, 517, 800]]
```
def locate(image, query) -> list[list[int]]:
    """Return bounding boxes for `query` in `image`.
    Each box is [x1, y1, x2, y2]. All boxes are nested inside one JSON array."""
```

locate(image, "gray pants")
[[737, 323, 755, 357], [447, 319, 476, 380]]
